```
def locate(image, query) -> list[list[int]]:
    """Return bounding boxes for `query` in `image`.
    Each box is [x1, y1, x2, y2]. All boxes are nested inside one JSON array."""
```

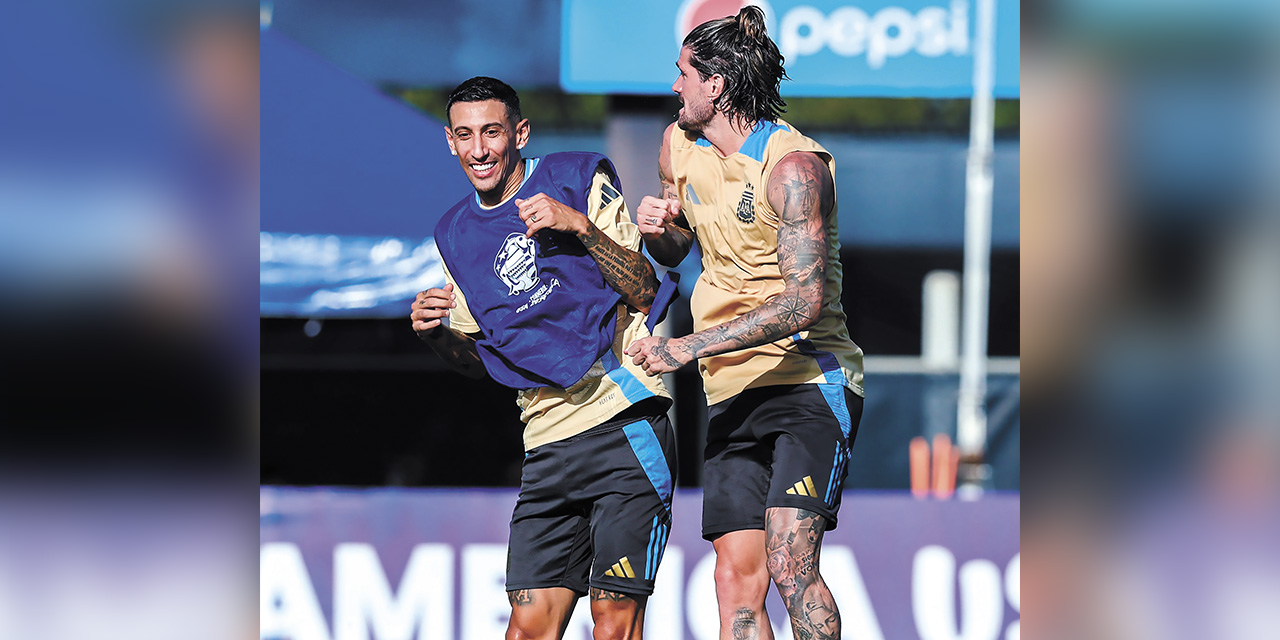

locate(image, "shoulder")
[[765, 151, 835, 216], [434, 192, 476, 238], [770, 150, 829, 179], [767, 151, 833, 193], [543, 151, 612, 173], [764, 121, 829, 163], [543, 151, 619, 186]]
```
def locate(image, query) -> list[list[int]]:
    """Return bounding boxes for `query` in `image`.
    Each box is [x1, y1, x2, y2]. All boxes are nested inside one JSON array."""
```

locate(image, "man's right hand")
[[411, 283, 456, 337], [636, 196, 681, 239]]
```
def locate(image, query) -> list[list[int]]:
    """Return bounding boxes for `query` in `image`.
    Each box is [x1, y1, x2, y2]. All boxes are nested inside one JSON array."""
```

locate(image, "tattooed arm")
[[411, 284, 486, 379], [636, 123, 695, 268], [516, 192, 659, 313], [626, 151, 833, 375]]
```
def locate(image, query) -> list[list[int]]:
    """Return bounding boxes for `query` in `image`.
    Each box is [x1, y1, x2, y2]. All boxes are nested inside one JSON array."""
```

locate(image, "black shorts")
[[702, 384, 863, 540], [506, 401, 676, 597]]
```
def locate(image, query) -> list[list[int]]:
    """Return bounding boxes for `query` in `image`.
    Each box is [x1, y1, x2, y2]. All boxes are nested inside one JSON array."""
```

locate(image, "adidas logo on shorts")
[[785, 475, 818, 498], [604, 556, 636, 579]]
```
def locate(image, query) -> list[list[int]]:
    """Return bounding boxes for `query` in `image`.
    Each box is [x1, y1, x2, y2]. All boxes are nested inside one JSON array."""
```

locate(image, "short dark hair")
[[683, 5, 787, 124], [445, 76, 522, 125]]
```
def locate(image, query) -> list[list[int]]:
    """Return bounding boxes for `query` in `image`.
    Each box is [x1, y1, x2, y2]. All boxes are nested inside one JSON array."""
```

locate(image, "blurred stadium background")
[[2, 0, 1277, 637], [259, 1, 1020, 639]]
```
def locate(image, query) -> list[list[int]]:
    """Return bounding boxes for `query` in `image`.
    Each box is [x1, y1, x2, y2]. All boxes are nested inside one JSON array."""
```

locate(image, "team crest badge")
[[494, 232, 540, 295], [736, 182, 756, 224]]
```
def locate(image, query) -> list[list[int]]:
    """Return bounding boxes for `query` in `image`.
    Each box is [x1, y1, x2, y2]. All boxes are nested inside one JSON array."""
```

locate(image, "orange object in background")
[[910, 437, 931, 497], [933, 434, 957, 498], [909, 434, 959, 499]]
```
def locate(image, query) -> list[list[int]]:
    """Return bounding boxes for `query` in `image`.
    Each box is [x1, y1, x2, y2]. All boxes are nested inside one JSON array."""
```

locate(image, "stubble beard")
[[678, 99, 714, 131]]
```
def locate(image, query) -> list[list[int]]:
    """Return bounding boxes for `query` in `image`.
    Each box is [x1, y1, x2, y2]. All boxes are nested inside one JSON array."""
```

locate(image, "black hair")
[[683, 5, 788, 124], [445, 76, 522, 125]]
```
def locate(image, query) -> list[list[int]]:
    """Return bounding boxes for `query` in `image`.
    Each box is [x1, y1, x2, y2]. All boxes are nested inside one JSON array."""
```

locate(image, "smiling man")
[[410, 76, 675, 640]]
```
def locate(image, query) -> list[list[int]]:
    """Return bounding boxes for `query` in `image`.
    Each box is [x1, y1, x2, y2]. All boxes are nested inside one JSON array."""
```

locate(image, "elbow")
[[631, 285, 658, 315], [803, 298, 823, 331], [798, 310, 821, 333], [787, 290, 824, 333]]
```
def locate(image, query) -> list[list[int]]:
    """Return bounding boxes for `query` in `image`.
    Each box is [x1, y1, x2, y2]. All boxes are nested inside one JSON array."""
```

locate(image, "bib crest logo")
[[494, 233, 540, 295], [736, 182, 756, 224]]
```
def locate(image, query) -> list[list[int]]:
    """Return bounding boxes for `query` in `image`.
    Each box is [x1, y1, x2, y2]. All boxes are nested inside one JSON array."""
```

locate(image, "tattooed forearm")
[[507, 589, 534, 606], [590, 587, 640, 603], [419, 325, 485, 379], [674, 152, 832, 361], [579, 223, 659, 312]]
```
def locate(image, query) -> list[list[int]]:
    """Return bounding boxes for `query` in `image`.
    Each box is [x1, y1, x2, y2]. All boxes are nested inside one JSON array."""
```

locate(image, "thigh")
[[507, 446, 593, 594], [587, 414, 676, 596], [702, 393, 772, 541], [764, 386, 863, 530]]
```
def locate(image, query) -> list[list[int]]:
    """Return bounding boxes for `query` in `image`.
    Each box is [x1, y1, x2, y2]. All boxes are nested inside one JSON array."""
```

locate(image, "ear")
[[444, 126, 457, 156], [514, 118, 531, 150], [708, 73, 726, 103]]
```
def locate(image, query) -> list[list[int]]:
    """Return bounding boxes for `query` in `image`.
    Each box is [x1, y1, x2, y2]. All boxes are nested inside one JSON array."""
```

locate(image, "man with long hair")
[[626, 8, 865, 640]]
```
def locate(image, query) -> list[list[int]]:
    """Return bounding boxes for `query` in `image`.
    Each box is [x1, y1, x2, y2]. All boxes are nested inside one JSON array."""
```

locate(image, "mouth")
[[469, 161, 498, 179]]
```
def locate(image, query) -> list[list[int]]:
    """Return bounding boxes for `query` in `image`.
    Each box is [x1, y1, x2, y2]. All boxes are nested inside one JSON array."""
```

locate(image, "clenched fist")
[[411, 283, 457, 337], [636, 196, 681, 239]]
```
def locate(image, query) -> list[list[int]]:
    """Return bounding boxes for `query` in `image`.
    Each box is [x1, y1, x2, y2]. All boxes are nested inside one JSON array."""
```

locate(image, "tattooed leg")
[[711, 530, 776, 640], [765, 508, 840, 640], [588, 588, 648, 640], [506, 586, 579, 640]]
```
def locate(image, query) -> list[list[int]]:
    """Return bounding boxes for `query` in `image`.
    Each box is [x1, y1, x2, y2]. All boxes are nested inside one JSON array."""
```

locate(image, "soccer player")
[[624, 8, 865, 640], [411, 77, 675, 640]]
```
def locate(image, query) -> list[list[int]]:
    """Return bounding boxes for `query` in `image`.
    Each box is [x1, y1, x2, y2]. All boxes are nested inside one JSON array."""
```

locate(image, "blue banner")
[[562, 0, 1020, 98]]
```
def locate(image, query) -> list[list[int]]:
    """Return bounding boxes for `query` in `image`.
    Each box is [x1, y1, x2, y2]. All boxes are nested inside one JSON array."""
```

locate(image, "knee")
[[506, 610, 554, 640], [590, 615, 631, 640], [590, 596, 644, 640], [715, 554, 770, 601]]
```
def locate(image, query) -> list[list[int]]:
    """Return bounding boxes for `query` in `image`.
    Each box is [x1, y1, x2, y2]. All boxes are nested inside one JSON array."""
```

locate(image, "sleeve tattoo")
[[578, 222, 659, 312], [674, 152, 832, 362]]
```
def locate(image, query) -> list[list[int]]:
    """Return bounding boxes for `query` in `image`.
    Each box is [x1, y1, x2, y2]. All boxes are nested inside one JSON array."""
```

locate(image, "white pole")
[[957, 0, 996, 464], [922, 270, 961, 372]]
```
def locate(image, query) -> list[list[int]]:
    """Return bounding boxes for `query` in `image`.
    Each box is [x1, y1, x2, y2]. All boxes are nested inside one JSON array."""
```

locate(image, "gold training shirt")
[[444, 164, 670, 450], [669, 120, 865, 405]]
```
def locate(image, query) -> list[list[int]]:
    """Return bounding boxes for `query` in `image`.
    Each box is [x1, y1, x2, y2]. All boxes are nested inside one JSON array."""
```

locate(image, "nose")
[[463, 139, 489, 161], [671, 77, 680, 95]]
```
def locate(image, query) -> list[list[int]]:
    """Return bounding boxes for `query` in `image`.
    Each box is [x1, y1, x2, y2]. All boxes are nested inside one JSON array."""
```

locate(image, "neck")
[[478, 156, 526, 207], [701, 115, 757, 158]]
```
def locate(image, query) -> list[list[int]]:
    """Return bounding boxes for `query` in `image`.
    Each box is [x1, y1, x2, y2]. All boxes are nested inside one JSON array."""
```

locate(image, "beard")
[[677, 97, 715, 131]]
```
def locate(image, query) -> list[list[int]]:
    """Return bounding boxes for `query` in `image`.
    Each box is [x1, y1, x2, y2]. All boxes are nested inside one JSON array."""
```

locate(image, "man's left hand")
[[625, 336, 693, 376], [516, 193, 587, 238]]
